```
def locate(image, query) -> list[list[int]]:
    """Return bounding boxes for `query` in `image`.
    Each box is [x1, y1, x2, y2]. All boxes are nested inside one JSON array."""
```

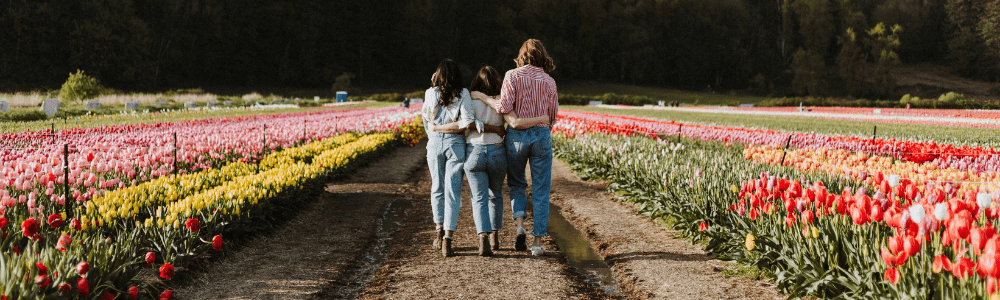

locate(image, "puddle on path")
[[547, 203, 619, 296], [329, 196, 413, 299]]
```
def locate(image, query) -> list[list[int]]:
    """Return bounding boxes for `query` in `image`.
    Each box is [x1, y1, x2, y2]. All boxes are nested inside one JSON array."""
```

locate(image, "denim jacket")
[[422, 87, 478, 144]]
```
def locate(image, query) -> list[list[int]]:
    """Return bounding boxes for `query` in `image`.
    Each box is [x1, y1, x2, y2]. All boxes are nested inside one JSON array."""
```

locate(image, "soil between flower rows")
[[169, 139, 786, 299], [549, 159, 784, 300]]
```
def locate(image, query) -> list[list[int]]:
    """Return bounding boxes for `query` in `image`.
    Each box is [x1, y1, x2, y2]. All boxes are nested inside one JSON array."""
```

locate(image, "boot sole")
[[515, 233, 527, 251]]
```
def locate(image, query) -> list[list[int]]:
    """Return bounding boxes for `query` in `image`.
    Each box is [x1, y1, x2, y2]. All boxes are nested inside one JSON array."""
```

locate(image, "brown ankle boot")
[[489, 231, 500, 251], [441, 237, 454, 257], [432, 228, 443, 250], [478, 234, 493, 257]]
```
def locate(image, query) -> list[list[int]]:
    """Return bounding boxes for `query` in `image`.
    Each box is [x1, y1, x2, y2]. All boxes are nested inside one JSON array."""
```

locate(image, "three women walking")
[[422, 39, 558, 257]]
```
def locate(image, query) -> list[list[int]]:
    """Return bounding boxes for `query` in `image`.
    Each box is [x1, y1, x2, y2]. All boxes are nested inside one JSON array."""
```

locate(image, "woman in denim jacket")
[[421, 59, 477, 257]]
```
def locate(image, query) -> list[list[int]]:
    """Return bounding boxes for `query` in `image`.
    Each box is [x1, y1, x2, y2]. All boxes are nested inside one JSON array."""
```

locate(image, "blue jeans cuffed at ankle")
[[505, 126, 552, 237]]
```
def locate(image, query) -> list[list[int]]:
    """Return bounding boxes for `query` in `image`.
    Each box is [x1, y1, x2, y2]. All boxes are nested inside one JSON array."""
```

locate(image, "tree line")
[[1, 0, 998, 98]]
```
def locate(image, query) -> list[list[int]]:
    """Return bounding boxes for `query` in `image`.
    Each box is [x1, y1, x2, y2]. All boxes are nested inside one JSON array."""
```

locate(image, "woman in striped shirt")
[[497, 39, 559, 256]]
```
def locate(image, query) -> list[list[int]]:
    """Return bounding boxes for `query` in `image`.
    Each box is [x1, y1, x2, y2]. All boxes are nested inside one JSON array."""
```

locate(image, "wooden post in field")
[[173, 132, 178, 175], [676, 124, 682, 144], [779, 135, 793, 166]]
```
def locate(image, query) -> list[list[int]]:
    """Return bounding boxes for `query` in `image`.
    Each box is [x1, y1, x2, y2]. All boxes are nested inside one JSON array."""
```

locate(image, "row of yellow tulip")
[[159, 133, 397, 228], [86, 133, 363, 228]]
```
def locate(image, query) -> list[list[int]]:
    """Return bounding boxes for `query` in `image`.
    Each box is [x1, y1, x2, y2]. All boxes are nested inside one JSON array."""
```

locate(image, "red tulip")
[[952, 257, 975, 280], [698, 222, 709, 231], [56, 235, 72, 252], [160, 263, 174, 280], [0, 217, 6, 228], [159, 290, 174, 300], [933, 255, 952, 273], [128, 287, 139, 300], [971, 227, 994, 254], [950, 211, 973, 241], [77, 261, 89, 275], [58, 282, 71, 293], [21, 218, 37, 237], [870, 205, 883, 222], [889, 236, 903, 255], [851, 206, 868, 225], [884, 267, 900, 285], [212, 235, 224, 251], [763, 202, 775, 215], [145, 252, 156, 267], [748, 208, 760, 220], [978, 252, 1000, 278], [100, 292, 115, 300], [903, 237, 920, 258], [784, 215, 796, 228], [47, 213, 63, 228], [801, 210, 814, 224], [35, 275, 49, 288], [77, 277, 90, 295], [185, 218, 200, 232], [70, 219, 81, 231], [881, 248, 898, 266]]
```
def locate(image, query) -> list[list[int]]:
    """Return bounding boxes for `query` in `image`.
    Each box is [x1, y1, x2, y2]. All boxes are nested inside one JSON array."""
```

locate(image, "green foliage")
[[791, 49, 827, 96], [867, 23, 903, 96], [0, 109, 48, 122], [938, 91, 965, 103], [332, 72, 357, 95], [59, 70, 105, 103], [836, 28, 866, 96], [945, 0, 1000, 81]]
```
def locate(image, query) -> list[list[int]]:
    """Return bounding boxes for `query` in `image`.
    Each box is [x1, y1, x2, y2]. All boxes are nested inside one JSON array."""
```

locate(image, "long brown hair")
[[431, 59, 464, 107], [470, 66, 502, 97], [514, 39, 556, 73]]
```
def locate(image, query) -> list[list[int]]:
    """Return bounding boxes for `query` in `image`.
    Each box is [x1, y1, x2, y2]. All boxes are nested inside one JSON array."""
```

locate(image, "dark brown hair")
[[514, 39, 556, 73], [470, 66, 502, 97], [431, 59, 464, 107]]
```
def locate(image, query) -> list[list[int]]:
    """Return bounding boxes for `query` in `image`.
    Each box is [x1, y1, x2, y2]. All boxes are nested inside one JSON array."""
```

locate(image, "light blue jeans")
[[464, 143, 507, 234], [427, 132, 466, 231], [505, 126, 552, 237]]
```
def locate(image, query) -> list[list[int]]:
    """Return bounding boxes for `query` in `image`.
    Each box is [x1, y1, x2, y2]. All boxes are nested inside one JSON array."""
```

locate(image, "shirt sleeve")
[[422, 88, 436, 132], [457, 89, 479, 131], [497, 70, 516, 114], [548, 82, 559, 127]]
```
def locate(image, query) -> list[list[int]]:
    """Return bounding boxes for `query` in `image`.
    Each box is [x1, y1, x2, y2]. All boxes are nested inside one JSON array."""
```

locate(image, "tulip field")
[[5, 98, 1000, 299], [552, 108, 1000, 299], [0, 105, 424, 299]]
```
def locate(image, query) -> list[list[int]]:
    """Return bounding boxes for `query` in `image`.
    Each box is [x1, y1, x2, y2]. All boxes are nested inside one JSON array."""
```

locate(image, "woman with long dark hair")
[[420, 59, 477, 257]]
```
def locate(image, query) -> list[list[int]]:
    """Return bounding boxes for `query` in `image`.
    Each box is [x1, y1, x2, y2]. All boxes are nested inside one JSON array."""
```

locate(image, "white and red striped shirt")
[[497, 65, 558, 127]]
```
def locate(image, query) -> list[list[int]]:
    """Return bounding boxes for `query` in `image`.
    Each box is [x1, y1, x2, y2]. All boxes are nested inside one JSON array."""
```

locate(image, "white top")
[[466, 92, 505, 145]]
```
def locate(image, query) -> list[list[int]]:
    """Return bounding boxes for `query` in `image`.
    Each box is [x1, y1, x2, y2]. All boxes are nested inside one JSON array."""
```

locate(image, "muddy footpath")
[[171, 140, 782, 299]]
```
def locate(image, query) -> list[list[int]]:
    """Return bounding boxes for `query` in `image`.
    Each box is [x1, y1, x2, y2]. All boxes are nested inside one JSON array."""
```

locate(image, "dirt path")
[[549, 159, 784, 300], [173, 142, 428, 299], [358, 157, 604, 299], [172, 141, 784, 299]]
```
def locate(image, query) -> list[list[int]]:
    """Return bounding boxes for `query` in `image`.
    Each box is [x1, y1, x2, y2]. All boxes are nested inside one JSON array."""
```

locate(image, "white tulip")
[[888, 174, 900, 187], [909, 204, 926, 225], [978, 193, 992, 209], [933, 203, 949, 221]]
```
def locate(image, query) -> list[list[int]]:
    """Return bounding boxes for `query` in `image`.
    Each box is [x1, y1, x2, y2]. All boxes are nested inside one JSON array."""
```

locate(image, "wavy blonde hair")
[[514, 39, 556, 73]]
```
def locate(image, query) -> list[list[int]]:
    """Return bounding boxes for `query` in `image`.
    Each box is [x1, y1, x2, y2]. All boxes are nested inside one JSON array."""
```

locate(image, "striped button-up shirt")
[[497, 65, 558, 127]]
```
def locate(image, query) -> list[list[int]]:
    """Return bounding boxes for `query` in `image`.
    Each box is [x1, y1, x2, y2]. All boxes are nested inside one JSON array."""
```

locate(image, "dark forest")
[[2, 0, 998, 97]]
